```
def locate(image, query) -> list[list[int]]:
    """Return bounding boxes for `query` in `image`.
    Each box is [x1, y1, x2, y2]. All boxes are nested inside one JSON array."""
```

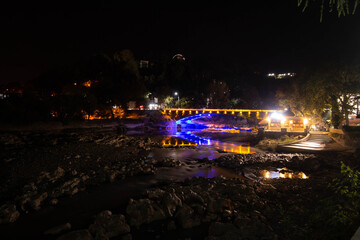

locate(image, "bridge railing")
[[162, 108, 283, 119]]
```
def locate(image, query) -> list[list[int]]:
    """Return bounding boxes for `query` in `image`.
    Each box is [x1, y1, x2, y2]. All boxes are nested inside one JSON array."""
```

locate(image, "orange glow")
[[82, 80, 92, 87], [50, 111, 58, 118], [82, 106, 124, 120]]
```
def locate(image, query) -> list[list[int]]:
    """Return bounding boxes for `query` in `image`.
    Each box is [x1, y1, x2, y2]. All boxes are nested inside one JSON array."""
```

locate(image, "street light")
[[174, 91, 180, 108]]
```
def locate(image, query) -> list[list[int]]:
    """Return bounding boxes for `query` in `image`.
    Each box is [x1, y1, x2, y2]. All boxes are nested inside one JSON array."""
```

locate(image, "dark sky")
[[1, 1, 360, 84]]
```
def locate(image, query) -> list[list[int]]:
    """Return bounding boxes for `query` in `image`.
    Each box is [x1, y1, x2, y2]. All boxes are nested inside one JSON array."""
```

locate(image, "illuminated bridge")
[[162, 108, 283, 120]]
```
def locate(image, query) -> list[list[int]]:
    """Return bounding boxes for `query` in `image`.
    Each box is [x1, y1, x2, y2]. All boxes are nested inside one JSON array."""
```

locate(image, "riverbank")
[[0, 129, 359, 239]]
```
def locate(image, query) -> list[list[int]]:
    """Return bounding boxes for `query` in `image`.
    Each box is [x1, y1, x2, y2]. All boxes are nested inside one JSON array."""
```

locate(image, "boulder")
[[162, 192, 182, 217], [174, 204, 201, 229], [126, 199, 166, 228], [89, 210, 130, 240]]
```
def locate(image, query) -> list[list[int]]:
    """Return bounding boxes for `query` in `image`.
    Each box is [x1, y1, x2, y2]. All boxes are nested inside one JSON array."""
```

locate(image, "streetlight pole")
[[174, 92, 179, 108]]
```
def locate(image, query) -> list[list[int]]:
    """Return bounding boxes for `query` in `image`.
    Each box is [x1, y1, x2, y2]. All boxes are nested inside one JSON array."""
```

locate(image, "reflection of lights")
[[262, 168, 309, 179]]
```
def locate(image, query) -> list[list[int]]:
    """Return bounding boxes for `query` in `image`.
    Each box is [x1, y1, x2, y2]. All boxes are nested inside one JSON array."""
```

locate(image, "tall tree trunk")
[[343, 94, 350, 126]]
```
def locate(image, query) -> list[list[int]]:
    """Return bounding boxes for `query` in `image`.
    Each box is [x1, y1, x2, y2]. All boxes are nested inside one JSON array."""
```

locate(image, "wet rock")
[[174, 204, 201, 229], [56, 229, 93, 240], [44, 222, 71, 235], [55, 178, 81, 197], [0, 203, 20, 224], [126, 198, 166, 228], [31, 192, 48, 210], [162, 192, 183, 217], [207, 197, 233, 214], [89, 210, 130, 240], [146, 188, 165, 200]]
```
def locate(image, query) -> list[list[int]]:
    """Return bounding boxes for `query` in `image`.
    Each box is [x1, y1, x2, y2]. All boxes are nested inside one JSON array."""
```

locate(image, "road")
[[277, 132, 348, 153]]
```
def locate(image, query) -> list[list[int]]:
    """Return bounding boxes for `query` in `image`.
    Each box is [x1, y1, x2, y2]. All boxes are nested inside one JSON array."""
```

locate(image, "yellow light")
[[304, 118, 308, 125], [189, 111, 192, 114], [289, 120, 293, 124], [224, 111, 227, 114], [182, 110, 185, 114], [217, 111, 219, 114], [264, 171, 270, 179], [209, 111, 212, 113], [232, 111, 234, 115], [266, 117, 270, 122], [196, 111, 198, 114]]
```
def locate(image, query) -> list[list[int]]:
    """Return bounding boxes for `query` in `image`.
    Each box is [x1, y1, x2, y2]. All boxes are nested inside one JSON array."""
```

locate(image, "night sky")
[[1, 1, 360, 84]]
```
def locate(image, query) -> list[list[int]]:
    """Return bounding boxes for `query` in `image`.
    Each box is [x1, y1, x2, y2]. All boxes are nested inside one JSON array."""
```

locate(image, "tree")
[[298, 0, 359, 21], [276, 65, 360, 127], [207, 80, 230, 108], [326, 65, 360, 126]]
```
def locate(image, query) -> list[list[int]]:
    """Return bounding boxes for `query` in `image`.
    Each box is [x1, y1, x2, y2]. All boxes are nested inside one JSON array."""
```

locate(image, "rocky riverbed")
[[0, 130, 359, 239]]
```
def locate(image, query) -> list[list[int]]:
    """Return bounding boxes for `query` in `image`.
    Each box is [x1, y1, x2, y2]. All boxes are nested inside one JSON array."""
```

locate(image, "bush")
[[313, 162, 360, 239]]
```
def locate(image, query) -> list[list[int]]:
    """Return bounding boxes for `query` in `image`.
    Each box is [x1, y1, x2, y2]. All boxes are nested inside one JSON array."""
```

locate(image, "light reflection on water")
[[261, 168, 309, 179], [161, 133, 254, 155]]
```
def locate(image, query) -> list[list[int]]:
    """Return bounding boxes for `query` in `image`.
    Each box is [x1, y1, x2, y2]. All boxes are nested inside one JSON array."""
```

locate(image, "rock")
[[52, 167, 65, 181], [31, 192, 48, 210], [146, 188, 165, 200], [0, 203, 20, 224], [89, 210, 130, 240], [50, 199, 59, 205], [59, 178, 81, 196], [126, 198, 166, 228], [174, 204, 201, 229], [207, 197, 233, 214], [162, 192, 182, 217], [56, 229, 93, 240], [44, 222, 71, 235]]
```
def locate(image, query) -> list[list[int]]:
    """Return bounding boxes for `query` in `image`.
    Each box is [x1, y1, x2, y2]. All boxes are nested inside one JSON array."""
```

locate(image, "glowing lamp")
[[270, 112, 284, 121], [304, 118, 308, 125]]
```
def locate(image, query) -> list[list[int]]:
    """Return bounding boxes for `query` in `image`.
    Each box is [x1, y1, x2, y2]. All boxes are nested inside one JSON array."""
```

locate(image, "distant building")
[[267, 72, 296, 79], [139, 60, 149, 69]]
